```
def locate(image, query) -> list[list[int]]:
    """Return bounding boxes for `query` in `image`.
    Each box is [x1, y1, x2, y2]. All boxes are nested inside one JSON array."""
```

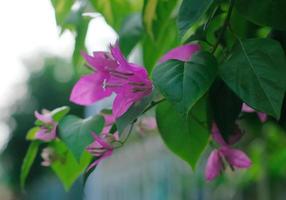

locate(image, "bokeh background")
[[1, 0, 286, 200]]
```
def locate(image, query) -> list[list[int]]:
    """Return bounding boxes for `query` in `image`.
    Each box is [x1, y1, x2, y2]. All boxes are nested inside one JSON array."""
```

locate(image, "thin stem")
[[211, 0, 236, 54], [142, 98, 166, 114]]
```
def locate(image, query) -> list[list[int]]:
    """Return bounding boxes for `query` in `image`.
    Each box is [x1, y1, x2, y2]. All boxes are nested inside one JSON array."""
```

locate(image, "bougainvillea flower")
[[34, 111, 57, 142], [205, 123, 251, 181], [86, 132, 117, 170], [159, 43, 200, 63], [70, 42, 153, 118], [40, 147, 56, 167], [242, 103, 267, 122]]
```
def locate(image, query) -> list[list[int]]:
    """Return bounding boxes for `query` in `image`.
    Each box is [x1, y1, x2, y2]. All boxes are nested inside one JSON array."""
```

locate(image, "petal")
[[211, 123, 227, 146], [34, 111, 53, 124], [112, 94, 134, 119], [91, 132, 112, 149], [35, 126, 57, 142], [69, 73, 112, 105], [205, 149, 223, 181], [221, 147, 252, 168], [81, 51, 117, 71], [258, 112, 267, 122], [227, 126, 243, 145], [110, 42, 129, 69], [159, 44, 200, 63], [87, 150, 113, 171], [242, 103, 255, 112]]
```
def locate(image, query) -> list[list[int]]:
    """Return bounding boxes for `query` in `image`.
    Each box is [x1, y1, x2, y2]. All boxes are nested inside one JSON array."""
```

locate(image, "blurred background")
[[1, 0, 286, 200]]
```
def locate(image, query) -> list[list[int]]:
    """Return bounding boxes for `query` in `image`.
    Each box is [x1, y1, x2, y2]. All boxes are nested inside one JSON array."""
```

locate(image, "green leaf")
[[119, 13, 144, 56], [51, 0, 74, 28], [152, 51, 217, 115], [116, 92, 154, 134], [156, 98, 210, 168], [26, 127, 40, 140], [90, 0, 142, 31], [58, 115, 104, 160], [51, 106, 70, 122], [220, 38, 286, 119], [210, 80, 242, 141], [235, 0, 286, 31], [49, 140, 92, 191], [20, 141, 40, 190], [178, 0, 214, 37], [142, 19, 179, 72]]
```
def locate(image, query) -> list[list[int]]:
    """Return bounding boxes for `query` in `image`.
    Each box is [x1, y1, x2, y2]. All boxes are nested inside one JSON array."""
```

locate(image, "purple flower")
[[86, 132, 118, 170], [34, 111, 57, 142], [70, 42, 153, 118], [86, 113, 119, 170], [205, 123, 251, 181], [242, 103, 267, 122]]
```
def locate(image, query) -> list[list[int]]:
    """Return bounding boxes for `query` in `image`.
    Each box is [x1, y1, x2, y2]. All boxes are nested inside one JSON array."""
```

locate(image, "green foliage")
[[119, 13, 144, 56], [210, 80, 242, 140], [220, 38, 286, 119], [51, 0, 74, 28], [90, 0, 143, 31], [152, 51, 217, 115], [49, 140, 92, 191], [178, 0, 214, 37], [235, 0, 286, 31], [58, 115, 104, 160], [156, 98, 209, 168], [20, 141, 40, 190], [51, 106, 71, 122]]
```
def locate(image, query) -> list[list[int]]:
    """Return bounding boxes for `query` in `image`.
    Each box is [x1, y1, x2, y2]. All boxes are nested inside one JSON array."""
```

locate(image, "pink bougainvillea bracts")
[[70, 42, 153, 118], [205, 124, 251, 181], [242, 103, 267, 122], [86, 114, 119, 170], [34, 111, 57, 142]]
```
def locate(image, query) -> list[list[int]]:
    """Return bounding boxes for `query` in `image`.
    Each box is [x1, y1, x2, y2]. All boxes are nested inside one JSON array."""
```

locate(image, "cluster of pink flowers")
[[34, 111, 57, 142]]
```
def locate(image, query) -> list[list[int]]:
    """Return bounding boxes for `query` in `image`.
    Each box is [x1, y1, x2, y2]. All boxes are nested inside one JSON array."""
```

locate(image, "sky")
[[0, 0, 117, 151]]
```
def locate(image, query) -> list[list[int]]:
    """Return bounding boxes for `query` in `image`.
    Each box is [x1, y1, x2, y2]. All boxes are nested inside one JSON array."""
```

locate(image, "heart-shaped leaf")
[[156, 98, 210, 168], [220, 38, 286, 119], [58, 115, 104, 160], [152, 51, 217, 115]]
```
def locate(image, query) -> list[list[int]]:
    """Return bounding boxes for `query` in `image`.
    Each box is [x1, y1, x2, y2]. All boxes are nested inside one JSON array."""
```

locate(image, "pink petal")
[[110, 42, 129, 69], [159, 44, 200, 63], [227, 127, 243, 145], [91, 132, 112, 149], [211, 123, 227, 146], [81, 51, 117, 71], [220, 147, 252, 168], [242, 103, 255, 112], [112, 94, 134, 119], [34, 111, 53, 124], [205, 149, 223, 181], [258, 113, 267, 122], [69, 73, 112, 105], [87, 150, 113, 171], [35, 126, 57, 142]]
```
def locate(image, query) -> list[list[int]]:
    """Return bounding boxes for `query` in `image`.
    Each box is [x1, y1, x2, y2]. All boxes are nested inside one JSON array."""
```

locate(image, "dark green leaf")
[[220, 38, 286, 119], [156, 98, 210, 168], [116, 92, 154, 134], [49, 140, 92, 191], [152, 51, 217, 115], [58, 115, 104, 160], [210, 80, 242, 141], [20, 141, 40, 190], [235, 0, 286, 31], [178, 0, 214, 37]]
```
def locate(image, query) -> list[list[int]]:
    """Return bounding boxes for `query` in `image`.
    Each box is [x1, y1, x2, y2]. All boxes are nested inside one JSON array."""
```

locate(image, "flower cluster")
[[34, 110, 57, 142], [205, 124, 252, 181]]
